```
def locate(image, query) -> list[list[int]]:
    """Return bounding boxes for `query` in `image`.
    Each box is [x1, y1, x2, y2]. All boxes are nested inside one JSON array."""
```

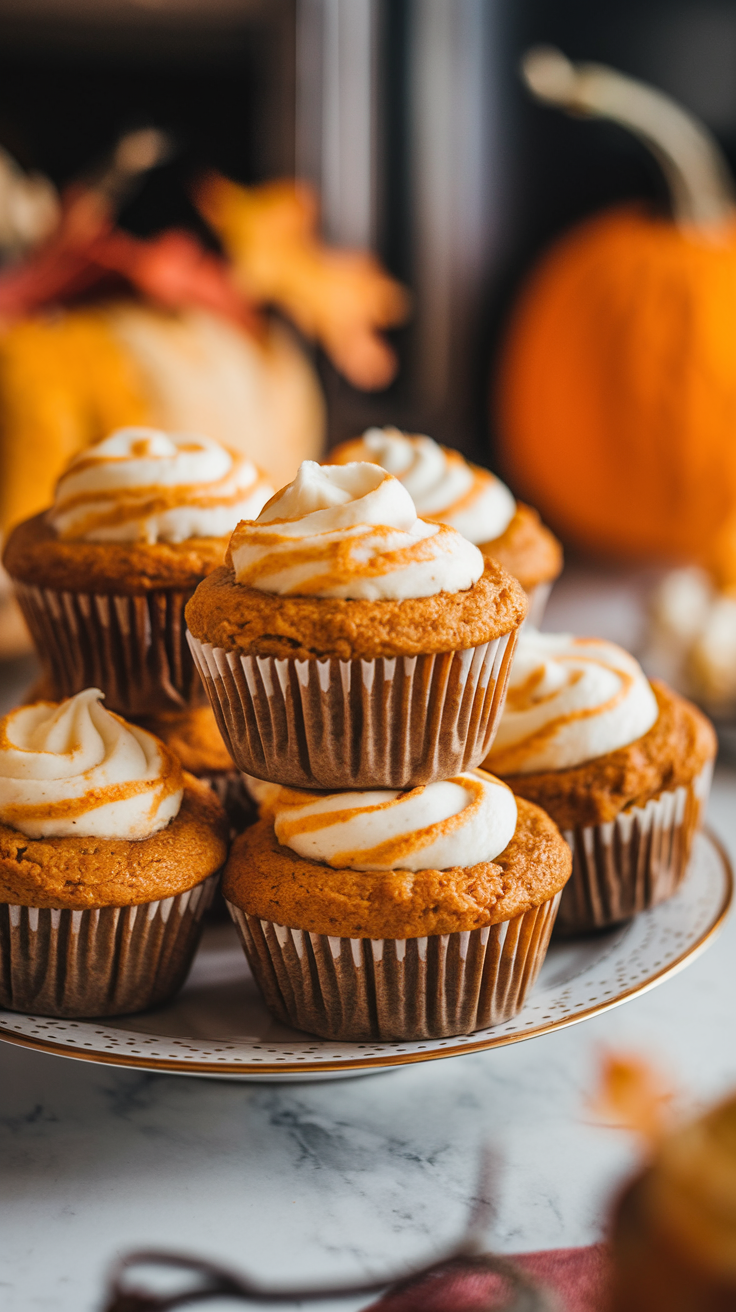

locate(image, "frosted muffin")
[[224, 768, 571, 1040], [136, 705, 256, 837], [0, 688, 228, 1016], [3, 426, 273, 716], [186, 460, 527, 789], [611, 1093, 736, 1311], [484, 632, 716, 933], [330, 427, 562, 623]]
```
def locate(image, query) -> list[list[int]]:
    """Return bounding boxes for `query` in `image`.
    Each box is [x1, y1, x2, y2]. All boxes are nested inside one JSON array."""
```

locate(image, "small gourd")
[[496, 49, 736, 586]]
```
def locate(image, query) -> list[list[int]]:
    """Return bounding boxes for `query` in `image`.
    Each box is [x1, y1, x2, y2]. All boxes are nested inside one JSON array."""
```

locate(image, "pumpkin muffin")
[[484, 631, 716, 933], [330, 427, 562, 622], [186, 459, 527, 790], [3, 425, 273, 716], [611, 1090, 736, 1311], [0, 688, 228, 1016], [223, 768, 571, 1041]]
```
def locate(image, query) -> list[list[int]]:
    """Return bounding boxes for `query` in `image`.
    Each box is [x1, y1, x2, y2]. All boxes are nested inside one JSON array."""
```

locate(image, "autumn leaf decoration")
[[194, 174, 410, 390]]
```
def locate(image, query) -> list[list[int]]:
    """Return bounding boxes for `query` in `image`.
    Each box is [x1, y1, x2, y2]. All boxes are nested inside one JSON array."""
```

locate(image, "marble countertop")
[[3, 568, 736, 1312]]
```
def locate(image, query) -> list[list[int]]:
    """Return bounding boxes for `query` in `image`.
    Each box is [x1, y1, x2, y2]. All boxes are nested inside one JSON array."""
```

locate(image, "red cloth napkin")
[[366, 1244, 610, 1312]]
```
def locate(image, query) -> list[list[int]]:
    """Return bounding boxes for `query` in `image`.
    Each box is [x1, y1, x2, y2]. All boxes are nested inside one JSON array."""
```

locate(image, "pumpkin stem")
[[522, 46, 735, 231]]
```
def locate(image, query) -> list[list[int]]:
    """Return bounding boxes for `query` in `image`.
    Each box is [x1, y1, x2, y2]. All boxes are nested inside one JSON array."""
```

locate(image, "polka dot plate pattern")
[[0, 830, 730, 1082]]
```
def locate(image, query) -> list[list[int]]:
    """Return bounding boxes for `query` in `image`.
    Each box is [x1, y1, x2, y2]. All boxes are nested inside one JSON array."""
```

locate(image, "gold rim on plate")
[[0, 830, 731, 1078]]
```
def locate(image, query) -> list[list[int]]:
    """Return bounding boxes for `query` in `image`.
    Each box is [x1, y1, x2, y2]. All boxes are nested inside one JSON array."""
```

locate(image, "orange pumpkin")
[[496, 49, 736, 587]]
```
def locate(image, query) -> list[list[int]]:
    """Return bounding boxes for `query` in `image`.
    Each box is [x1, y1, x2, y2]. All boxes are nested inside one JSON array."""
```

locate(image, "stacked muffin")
[[186, 458, 573, 1041], [0, 425, 714, 1033], [0, 425, 274, 1016], [332, 432, 717, 939]]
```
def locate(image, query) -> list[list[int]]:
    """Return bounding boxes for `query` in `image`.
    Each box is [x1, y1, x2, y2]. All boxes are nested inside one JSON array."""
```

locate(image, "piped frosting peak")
[[331, 427, 516, 545], [228, 459, 485, 600], [49, 427, 274, 544], [0, 689, 183, 840], [486, 632, 660, 775]]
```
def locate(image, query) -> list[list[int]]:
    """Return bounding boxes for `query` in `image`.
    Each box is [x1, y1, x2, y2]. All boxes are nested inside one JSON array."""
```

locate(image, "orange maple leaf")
[[194, 174, 410, 391]]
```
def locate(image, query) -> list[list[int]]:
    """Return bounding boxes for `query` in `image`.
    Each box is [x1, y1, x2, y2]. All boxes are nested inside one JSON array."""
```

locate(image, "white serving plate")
[[0, 830, 730, 1082]]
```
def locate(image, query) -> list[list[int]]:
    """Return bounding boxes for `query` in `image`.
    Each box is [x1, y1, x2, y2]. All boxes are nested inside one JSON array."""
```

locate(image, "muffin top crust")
[[223, 794, 570, 938], [479, 502, 563, 593], [0, 774, 227, 908], [186, 557, 526, 660], [4, 511, 229, 594], [493, 680, 716, 829], [0, 690, 228, 906], [135, 706, 235, 776], [186, 459, 527, 658]]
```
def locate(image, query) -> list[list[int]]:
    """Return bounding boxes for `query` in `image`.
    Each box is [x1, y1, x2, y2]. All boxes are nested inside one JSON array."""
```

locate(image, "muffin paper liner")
[[556, 762, 713, 935], [197, 773, 257, 921], [0, 873, 218, 1018], [187, 630, 518, 790], [524, 581, 552, 629], [198, 771, 257, 837], [226, 892, 561, 1042], [14, 581, 207, 716]]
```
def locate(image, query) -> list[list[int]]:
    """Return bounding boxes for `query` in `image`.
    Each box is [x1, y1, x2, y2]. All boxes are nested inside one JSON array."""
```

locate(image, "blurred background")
[[3, 0, 734, 453], [4, 0, 736, 712], [4, 16, 736, 1308]]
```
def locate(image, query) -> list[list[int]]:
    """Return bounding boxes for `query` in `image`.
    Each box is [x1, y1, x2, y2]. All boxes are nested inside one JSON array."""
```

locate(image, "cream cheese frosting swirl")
[[486, 632, 660, 775], [228, 460, 484, 600], [270, 770, 517, 871], [49, 427, 274, 544], [0, 689, 183, 840], [332, 427, 517, 544]]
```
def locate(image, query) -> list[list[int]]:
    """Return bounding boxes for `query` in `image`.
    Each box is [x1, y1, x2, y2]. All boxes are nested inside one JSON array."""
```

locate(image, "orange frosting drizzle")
[[54, 468, 271, 541], [487, 655, 635, 775], [0, 723, 183, 830], [436, 455, 498, 521], [66, 439, 210, 477], [230, 520, 461, 594], [331, 442, 498, 523], [275, 774, 493, 868]]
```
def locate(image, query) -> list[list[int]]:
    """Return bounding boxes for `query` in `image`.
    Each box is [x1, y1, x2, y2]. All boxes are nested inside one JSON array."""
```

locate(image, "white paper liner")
[[0, 873, 218, 1017], [187, 629, 518, 790], [523, 581, 552, 629], [14, 580, 207, 715], [226, 892, 561, 1042], [556, 761, 713, 934]]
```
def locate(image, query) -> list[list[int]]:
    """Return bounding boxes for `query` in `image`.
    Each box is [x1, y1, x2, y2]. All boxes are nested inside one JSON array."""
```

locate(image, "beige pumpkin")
[[0, 304, 324, 538]]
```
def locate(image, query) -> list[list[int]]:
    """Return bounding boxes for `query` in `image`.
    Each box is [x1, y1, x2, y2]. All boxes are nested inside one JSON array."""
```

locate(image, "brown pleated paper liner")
[[198, 771, 257, 837], [226, 893, 561, 1042], [0, 873, 218, 1018], [188, 629, 519, 790], [555, 763, 713, 935], [15, 581, 207, 716]]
